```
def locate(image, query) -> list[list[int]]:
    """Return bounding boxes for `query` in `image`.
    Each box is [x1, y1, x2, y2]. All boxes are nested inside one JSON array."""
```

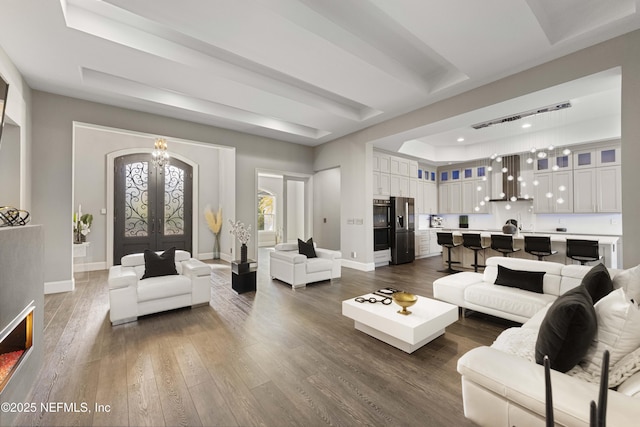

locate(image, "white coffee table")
[[342, 293, 458, 353]]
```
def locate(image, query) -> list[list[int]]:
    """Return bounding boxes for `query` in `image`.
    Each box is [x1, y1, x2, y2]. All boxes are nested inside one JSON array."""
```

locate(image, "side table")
[[231, 259, 257, 294]]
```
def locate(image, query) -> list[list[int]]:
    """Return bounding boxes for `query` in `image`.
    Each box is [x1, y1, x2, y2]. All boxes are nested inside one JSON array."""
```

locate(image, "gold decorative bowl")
[[392, 292, 417, 315]]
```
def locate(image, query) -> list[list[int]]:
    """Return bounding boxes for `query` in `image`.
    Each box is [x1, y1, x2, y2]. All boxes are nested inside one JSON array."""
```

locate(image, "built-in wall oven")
[[373, 199, 391, 251]]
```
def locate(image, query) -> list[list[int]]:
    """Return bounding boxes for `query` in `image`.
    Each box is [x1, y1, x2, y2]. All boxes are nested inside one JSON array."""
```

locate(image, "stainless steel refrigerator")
[[390, 196, 415, 265]]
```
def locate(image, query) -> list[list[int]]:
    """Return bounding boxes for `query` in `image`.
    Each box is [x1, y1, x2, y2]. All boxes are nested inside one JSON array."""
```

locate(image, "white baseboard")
[[198, 252, 232, 263], [341, 259, 375, 272], [73, 261, 107, 273], [45, 279, 75, 294]]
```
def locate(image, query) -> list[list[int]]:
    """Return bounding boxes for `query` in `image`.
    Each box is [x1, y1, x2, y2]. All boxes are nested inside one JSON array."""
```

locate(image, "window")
[[258, 191, 276, 231]]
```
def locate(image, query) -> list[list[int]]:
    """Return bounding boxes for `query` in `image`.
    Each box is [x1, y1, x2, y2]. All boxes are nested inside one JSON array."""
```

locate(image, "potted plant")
[[229, 219, 251, 263], [204, 206, 223, 259]]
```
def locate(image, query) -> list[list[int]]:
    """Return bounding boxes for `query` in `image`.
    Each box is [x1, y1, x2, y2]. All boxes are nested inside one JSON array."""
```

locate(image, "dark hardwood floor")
[[16, 253, 513, 427]]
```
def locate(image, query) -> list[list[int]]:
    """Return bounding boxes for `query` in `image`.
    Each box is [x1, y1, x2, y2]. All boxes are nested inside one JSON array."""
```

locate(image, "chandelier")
[[151, 137, 169, 168]]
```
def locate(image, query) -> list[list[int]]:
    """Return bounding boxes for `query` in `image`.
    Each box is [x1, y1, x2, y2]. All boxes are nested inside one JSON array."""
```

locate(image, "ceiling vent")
[[472, 101, 571, 130]]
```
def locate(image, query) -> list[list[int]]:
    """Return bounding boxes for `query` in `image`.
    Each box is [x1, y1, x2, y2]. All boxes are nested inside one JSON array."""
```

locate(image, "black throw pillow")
[[494, 264, 545, 294], [580, 263, 613, 304], [298, 238, 317, 258], [535, 285, 597, 372], [141, 247, 178, 279]]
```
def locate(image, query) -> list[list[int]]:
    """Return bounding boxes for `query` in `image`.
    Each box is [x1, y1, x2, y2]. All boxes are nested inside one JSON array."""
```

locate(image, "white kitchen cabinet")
[[596, 146, 621, 167], [533, 171, 573, 213], [390, 174, 410, 196], [573, 168, 597, 212], [391, 157, 410, 176], [449, 181, 462, 213], [409, 162, 419, 179], [423, 182, 438, 214], [373, 151, 391, 173], [535, 153, 572, 172], [409, 178, 418, 199], [462, 179, 489, 214], [554, 171, 573, 213], [373, 171, 391, 196], [573, 165, 621, 213], [597, 166, 622, 212], [439, 183, 450, 214], [429, 230, 441, 255]]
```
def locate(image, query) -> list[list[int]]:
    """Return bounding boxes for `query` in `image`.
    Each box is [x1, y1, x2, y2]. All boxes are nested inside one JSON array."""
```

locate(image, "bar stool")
[[524, 236, 558, 261], [437, 232, 461, 273], [462, 233, 489, 272], [491, 234, 521, 257], [566, 239, 601, 265]]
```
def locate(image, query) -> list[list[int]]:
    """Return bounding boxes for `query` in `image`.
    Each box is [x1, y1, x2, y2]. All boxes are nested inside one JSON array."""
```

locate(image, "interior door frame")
[[106, 148, 199, 267], [255, 169, 313, 245]]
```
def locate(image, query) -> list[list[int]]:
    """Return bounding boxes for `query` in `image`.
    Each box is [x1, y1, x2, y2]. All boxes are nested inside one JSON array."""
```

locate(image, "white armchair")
[[108, 250, 211, 325], [269, 242, 341, 289]]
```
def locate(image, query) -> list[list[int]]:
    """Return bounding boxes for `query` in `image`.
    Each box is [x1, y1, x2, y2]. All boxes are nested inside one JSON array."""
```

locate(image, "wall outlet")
[[100, 208, 107, 214], [355, 218, 363, 225], [351, 251, 357, 258]]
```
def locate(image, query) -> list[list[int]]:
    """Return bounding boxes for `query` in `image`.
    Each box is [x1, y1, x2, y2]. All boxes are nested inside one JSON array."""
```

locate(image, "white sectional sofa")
[[269, 242, 341, 289], [436, 256, 640, 425], [108, 250, 211, 325], [457, 303, 640, 426], [433, 256, 614, 323]]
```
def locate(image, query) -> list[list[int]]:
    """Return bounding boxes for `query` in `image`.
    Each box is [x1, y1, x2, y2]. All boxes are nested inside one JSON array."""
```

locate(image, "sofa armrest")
[[432, 272, 483, 307], [270, 250, 307, 264], [316, 248, 341, 259], [108, 266, 138, 290], [618, 371, 640, 398], [457, 346, 640, 426], [182, 259, 211, 278]]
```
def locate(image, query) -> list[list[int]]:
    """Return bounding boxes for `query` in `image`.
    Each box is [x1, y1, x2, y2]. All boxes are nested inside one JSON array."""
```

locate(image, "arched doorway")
[[113, 153, 193, 263]]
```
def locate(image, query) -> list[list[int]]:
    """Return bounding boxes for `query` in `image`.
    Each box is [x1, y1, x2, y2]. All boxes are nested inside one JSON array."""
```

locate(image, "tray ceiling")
[[0, 0, 638, 155]]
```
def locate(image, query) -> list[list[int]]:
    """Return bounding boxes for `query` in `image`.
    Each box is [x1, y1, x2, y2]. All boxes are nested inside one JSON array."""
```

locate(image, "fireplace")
[[0, 303, 34, 394]]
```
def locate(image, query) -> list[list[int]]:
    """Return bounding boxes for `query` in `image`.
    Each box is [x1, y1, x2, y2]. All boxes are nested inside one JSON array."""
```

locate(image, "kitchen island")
[[439, 229, 620, 269]]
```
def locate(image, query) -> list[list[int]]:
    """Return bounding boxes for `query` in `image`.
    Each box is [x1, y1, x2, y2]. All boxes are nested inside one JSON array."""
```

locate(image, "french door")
[[114, 153, 193, 264]]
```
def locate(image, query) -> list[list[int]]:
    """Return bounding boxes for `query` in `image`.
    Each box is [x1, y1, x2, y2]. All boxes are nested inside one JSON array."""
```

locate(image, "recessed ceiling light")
[[457, 137, 464, 142], [522, 123, 531, 129]]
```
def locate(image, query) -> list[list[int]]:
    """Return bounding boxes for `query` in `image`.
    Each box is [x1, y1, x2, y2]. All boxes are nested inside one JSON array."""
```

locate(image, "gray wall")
[[0, 124, 21, 207], [315, 29, 640, 269], [73, 124, 230, 265], [32, 91, 314, 285], [0, 226, 44, 426], [313, 167, 341, 250]]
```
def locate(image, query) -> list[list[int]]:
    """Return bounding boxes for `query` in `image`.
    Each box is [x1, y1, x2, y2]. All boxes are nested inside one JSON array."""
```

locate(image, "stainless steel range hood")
[[489, 154, 531, 202]]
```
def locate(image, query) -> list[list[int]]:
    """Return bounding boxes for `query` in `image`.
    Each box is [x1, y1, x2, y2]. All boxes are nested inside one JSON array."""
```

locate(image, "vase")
[[241, 243, 248, 264], [213, 233, 220, 260]]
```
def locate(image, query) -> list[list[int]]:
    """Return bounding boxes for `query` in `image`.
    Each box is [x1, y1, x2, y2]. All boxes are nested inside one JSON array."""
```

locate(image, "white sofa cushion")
[[137, 275, 191, 302], [306, 257, 333, 274], [483, 257, 564, 296], [465, 283, 556, 319], [612, 264, 640, 302], [581, 288, 640, 376]]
